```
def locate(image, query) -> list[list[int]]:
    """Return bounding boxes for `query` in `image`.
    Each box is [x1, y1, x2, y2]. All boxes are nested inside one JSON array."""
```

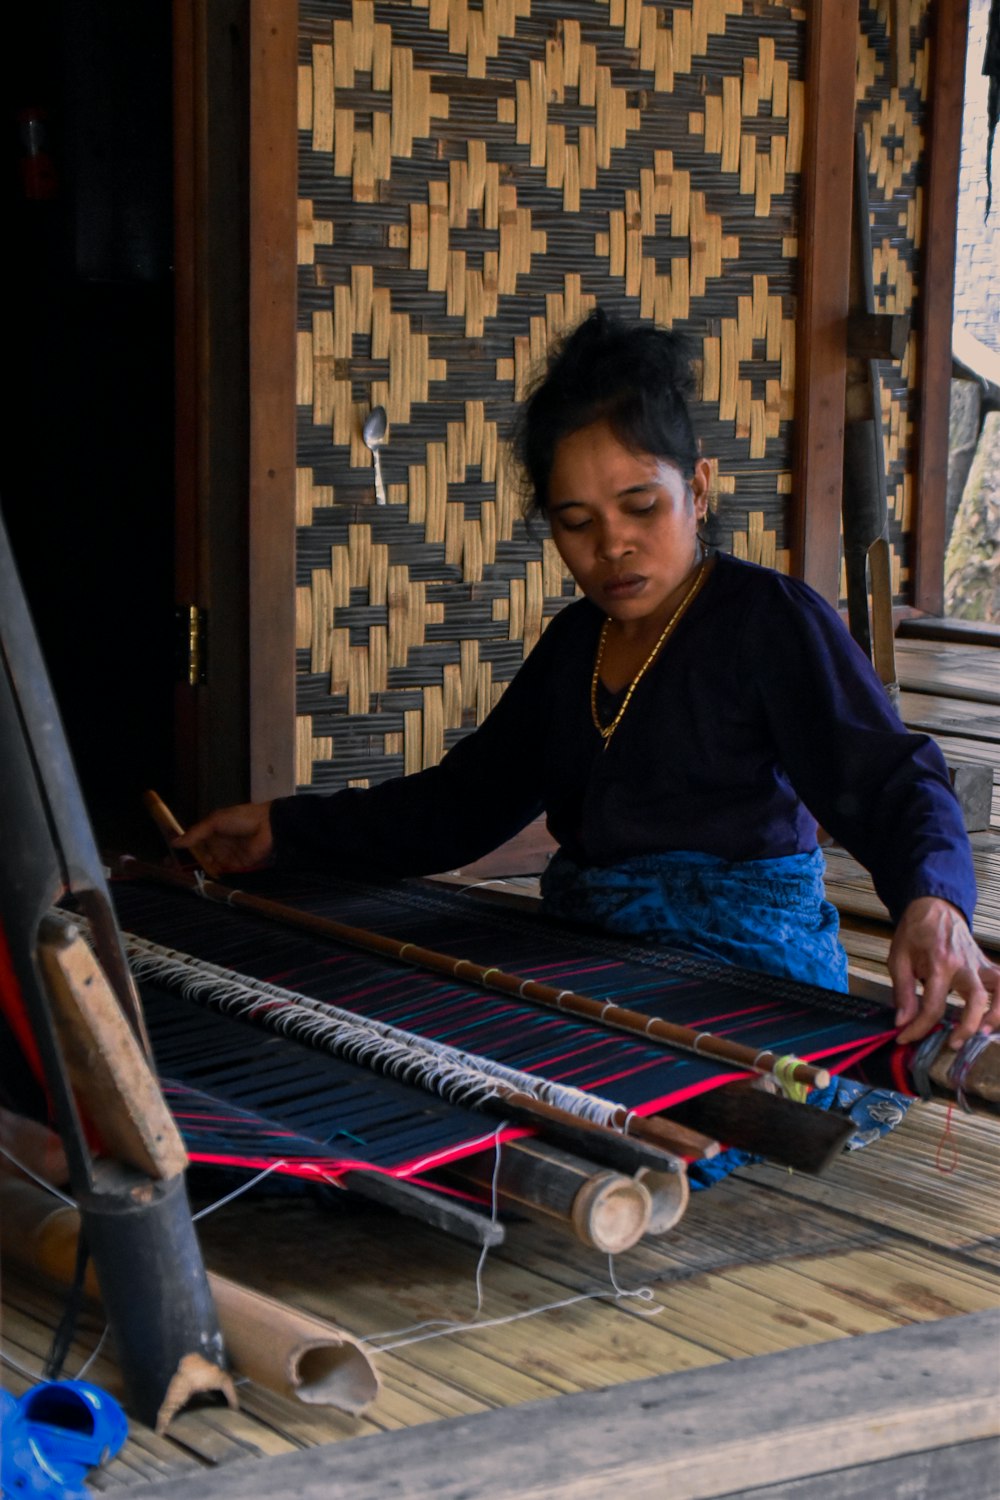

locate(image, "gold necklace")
[[590, 559, 710, 747]]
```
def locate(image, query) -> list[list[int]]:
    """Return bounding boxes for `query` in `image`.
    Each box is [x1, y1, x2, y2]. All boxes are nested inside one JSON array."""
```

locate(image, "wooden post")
[[249, 0, 298, 801], [912, 0, 971, 615], [791, 0, 857, 601]]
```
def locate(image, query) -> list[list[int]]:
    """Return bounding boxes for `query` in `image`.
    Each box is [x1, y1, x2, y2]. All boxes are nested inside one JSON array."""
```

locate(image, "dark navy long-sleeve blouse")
[[270, 552, 977, 927]]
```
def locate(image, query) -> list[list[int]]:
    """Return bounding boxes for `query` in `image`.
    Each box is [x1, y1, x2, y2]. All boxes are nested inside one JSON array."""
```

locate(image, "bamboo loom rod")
[[124, 839, 831, 1092]]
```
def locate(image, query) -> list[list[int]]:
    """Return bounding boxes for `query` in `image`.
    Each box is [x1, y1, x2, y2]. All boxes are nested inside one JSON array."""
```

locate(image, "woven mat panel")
[[296, 0, 806, 791], [849, 0, 932, 609]]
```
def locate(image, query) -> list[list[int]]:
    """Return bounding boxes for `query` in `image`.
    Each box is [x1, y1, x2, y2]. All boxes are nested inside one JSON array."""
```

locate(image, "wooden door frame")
[[173, 0, 297, 812]]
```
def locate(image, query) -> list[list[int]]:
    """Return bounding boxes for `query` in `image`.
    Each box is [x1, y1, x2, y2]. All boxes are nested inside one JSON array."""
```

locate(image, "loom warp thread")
[[121, 933, 658, 1138]]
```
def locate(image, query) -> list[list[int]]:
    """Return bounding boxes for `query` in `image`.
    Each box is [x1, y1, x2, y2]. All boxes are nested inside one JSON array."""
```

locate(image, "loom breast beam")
[[122, 858, 829, 1094], [330, 1168, 505, 1249]]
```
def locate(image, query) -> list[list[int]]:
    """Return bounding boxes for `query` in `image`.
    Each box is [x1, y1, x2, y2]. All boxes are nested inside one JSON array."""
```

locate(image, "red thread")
[[934, 1103, 959, 1175]]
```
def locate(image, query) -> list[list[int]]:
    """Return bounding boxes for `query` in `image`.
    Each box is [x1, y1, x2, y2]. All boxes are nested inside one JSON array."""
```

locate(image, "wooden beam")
[[791, 0, 857, 601], [121, 1311, 1000, 1499], [248, 0, 297, 801], [912, 0, 970, 615]]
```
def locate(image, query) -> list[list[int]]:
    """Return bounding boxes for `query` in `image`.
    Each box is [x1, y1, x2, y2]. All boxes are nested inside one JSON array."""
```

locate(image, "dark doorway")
[[3, 2, 176, 855]]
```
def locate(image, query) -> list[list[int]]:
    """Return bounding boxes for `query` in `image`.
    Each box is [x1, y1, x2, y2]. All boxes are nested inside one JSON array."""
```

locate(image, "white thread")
[[370, 1268, 663, 1351], [606, 1255, 663, 1317], [1, 1349, 43, 1380], [0, 1145, 76, 1207], [191, 1160, 289, 1221], [74, 1325, 110, 1379], [473, 1123, 505, 1313]]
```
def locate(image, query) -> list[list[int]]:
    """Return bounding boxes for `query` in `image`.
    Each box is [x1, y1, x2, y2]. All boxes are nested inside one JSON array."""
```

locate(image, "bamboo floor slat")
[[747, 1102, 1000, 1254], [824, 842, 1000, 949], [895, 639, 1000, 706]]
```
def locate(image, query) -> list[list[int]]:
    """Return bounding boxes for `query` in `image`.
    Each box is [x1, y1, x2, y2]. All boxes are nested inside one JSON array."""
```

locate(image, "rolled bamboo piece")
[[123, 852, 830, 1092], [448, 1138, 653, 1254], [0, 1178, 379, 1414]]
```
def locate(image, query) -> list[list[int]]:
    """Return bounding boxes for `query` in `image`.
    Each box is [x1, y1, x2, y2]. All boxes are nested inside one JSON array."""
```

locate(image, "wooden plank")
[[790, 0, 857, 601], [898, 690, 1000, 745], [110, 1312, 1000, 1500], [249, 0, 297, 800], [731, 1438, 1000, 1499], [898, 616, 1000, 649], [911, 0, 971, 616], [749, 1103, 1000, 1251], [895, 640, 1000, 707]]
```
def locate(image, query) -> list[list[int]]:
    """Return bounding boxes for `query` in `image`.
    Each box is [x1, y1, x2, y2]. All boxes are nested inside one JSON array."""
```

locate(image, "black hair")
[[513, 307, 701, 518]]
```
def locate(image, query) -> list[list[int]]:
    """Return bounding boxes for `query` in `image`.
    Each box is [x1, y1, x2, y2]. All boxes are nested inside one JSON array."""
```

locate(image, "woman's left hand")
[[889, 897, 1000, 1048]]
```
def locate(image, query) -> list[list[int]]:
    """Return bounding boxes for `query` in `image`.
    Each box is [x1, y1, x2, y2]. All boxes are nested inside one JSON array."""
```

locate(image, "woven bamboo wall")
[[295, 0, 808, 791], [852, 0, 932, 606]]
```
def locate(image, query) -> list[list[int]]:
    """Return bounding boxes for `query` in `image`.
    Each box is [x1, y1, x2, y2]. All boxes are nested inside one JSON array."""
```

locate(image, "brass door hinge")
[[175, 605, 207, 686]]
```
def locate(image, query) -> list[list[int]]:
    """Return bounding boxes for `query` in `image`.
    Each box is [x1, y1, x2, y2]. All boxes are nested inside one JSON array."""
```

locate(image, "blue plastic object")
[[0, 1379, 128, 1498]]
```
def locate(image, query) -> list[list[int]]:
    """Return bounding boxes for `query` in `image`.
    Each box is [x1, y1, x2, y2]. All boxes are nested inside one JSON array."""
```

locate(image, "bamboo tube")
[[635, 1166, 689, 1236], [123, 853, 829, 1093], [448, 1139, 652, 1253], [0, 1179, 378, 1413]]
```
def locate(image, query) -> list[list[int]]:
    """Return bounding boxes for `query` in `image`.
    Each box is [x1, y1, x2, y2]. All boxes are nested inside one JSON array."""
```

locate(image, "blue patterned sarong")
[[539, 847, 849, 992]]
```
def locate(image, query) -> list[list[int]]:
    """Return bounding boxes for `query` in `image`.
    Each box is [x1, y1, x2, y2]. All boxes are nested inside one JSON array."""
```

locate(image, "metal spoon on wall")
[[362, 406, 388, 505]]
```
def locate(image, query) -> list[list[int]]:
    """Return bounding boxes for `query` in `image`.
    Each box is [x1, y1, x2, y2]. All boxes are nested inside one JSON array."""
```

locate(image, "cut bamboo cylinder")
[[634, 1166, 689, 1236], [448, 1138, 652, 1253]]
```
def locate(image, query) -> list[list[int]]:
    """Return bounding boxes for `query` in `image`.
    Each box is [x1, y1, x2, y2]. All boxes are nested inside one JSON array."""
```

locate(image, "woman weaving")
[[180, 310, 999, 1054]]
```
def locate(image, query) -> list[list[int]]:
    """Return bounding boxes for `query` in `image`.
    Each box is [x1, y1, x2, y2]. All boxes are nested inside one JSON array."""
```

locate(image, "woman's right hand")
[[173, 801, 275, 878]]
